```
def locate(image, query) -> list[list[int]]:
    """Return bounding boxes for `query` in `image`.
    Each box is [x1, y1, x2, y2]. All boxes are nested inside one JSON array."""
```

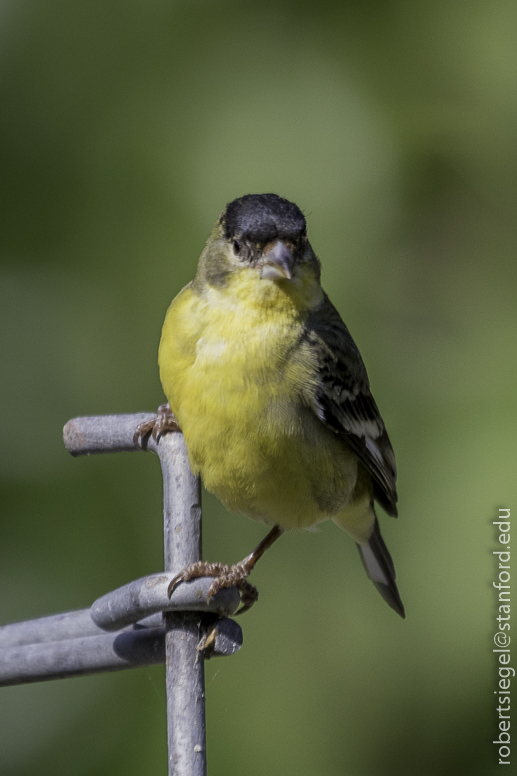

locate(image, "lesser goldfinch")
[[137, 194, 405, 617]]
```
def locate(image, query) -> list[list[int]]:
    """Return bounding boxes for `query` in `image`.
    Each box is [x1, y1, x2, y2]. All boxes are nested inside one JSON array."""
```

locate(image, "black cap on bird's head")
[[221, 194, 307, 244], [197, 193, 319, 288]]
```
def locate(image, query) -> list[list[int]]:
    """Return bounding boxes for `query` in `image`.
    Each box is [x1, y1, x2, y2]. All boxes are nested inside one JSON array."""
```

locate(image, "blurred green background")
[[1, 1, 516, 774]]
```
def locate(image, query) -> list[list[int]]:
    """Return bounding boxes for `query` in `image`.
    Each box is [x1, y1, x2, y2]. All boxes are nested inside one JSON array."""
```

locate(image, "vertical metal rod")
[[158, 432, 206, 776]]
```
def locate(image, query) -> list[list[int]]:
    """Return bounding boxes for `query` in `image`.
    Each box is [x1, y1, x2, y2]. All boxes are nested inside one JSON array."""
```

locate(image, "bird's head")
[[194, 194, 322, 310]]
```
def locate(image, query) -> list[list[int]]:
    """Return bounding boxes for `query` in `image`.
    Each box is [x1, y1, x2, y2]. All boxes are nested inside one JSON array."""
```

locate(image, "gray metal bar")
[[0, 577, 240, 645], [0, 610, 163, 650], [0, 627, 165, 686], [90, 573, 239, 631], [159, 431, 207, 776], [0, 617, 243, 687], [0, 577, 239, 649], [0, 609, 98, 648], [63, 413, 156, 456]]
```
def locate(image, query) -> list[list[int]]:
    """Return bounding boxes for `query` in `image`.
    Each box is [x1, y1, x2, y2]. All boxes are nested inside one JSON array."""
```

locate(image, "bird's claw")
[[167, 561, 259, 615], [133, 404, 180, 448]]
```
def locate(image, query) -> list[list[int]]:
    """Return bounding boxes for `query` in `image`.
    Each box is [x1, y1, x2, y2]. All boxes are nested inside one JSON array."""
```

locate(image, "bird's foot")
[[168, 560, 259, 615], [133, 403, 180, 448]]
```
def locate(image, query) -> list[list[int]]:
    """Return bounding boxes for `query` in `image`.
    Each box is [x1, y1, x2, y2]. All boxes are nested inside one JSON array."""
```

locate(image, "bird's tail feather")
[[357, 517, 405, 618]]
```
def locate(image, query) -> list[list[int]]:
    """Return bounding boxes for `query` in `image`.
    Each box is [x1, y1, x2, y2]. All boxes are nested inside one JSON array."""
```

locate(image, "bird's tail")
[[357, 517, 405, 618]]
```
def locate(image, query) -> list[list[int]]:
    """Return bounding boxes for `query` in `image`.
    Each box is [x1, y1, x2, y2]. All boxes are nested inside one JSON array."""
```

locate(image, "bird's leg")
[[168, 525, 285, 614], [133, 403, 180, 448]]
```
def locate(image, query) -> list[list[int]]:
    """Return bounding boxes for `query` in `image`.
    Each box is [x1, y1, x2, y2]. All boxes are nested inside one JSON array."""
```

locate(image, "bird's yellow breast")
[[158, 269, 358, 529]]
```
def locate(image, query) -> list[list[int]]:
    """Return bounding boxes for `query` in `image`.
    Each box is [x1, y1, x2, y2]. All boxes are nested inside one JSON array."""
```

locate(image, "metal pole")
[[158, 432, 207, 776], [63, 414, 213, 775], [64, 413, 227, 775]]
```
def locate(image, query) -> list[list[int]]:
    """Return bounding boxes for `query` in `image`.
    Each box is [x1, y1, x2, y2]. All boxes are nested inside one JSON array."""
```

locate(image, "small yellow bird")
[[138, 193, 405, 617]]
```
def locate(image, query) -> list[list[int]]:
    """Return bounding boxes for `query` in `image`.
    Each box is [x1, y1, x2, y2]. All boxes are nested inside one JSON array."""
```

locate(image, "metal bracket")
[[0, 413, 243, 776]]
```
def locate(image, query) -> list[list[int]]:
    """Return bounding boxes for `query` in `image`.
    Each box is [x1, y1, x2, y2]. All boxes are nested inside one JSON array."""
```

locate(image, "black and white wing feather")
[[305, 293, 398, 517]]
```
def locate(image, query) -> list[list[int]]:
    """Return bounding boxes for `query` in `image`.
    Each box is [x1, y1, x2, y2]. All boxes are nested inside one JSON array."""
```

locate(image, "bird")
[[136, 193, 405, 618]]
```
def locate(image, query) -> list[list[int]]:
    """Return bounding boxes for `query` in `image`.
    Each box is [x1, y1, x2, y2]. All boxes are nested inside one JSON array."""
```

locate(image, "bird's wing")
[[303, 294, 398, 516]]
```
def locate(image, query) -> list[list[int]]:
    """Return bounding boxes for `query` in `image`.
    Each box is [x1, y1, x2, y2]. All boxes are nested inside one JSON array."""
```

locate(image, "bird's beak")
[[260, 241, 294, 280]]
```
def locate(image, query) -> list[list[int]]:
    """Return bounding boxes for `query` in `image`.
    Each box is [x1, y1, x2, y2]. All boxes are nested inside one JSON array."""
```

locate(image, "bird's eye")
[[233, 239, 242, 255]]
